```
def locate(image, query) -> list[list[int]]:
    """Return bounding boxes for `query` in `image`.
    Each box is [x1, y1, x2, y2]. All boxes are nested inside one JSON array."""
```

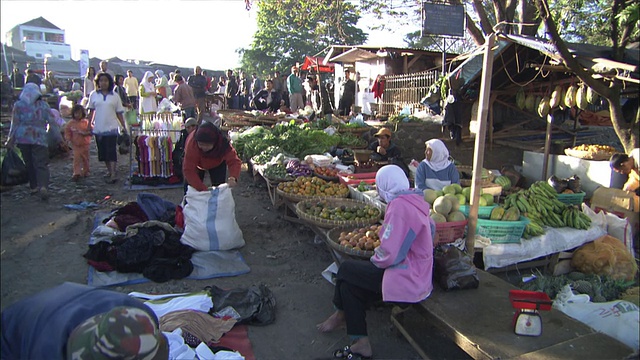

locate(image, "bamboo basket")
[[457, 165, 495, 187], [295, 198, 382, 228], [326, 226, 376, 259], [276, 187, 348, 203]]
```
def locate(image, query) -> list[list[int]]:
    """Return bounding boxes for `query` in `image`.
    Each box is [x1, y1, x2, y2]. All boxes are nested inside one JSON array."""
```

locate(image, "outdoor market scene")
[[0, 1, 639, 359]]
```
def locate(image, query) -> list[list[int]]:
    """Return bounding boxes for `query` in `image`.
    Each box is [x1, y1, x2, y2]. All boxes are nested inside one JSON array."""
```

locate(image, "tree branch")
[[473, 0, 495, 35], [534, 0, 610, 97], [466, 13, 486, 45]]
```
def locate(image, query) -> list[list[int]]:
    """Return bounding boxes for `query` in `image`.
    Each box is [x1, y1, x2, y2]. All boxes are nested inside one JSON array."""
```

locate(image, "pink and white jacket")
[[371, 193, 434, 303]]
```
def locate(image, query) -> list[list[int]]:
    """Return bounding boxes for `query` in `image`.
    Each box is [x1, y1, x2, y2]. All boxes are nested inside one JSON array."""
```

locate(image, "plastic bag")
[[1, 148, 28, 186], [207, 284, 276, 326], [433, 244, 479, 291], [157, 98, 179, 113]]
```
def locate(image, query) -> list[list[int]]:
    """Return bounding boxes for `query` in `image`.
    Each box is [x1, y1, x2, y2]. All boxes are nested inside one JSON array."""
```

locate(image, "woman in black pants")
[[317, 165, 435, 359]]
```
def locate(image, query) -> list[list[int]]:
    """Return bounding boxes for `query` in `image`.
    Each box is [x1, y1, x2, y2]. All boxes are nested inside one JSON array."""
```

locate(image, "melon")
[[451, 183, 463, 194], [481, 193, 494, 206], [442, 184, 457, 196], [431, 213, 447, 223], [423, 189, 439, 205], [461, 187, 472, 201], [494, 175, 511, 190], [435, 190, 444, 197], [456, 194, 466, 205], [444, 194, 460, 212], [447, 211, 466, 222], [478, 196, 488, 206], [433, 196, 452, 215]]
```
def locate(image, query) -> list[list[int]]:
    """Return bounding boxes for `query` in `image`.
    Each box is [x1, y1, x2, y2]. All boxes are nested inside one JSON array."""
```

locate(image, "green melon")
[[431, 213, 447, 223], [444, 194, 460, 212], [433, 196, 452, 215], [447, 211, 466, 222], [456, 194, 466, 205], [442, 184, 457, 196], [451, 183, 463, 194], [478, 196, 488, 206], [494, 175, 512, 190], [461, 187, 472, 201], [481, 193, 494, 206], [423, 189, 439, 205]]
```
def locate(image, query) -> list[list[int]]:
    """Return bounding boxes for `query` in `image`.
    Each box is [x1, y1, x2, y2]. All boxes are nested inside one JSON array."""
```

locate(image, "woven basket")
[[295, 198, 382, 228], [326, 226, 376, 259], [457, 165, 495, 187], [434, 220, 468, 245], [476, 216, 529, 244], [564, 149, 613, 161], [276, 187, 348, 203], [223, 119, 253, 127], [338, 126, 371, 134], [313, 171, 339, 182]]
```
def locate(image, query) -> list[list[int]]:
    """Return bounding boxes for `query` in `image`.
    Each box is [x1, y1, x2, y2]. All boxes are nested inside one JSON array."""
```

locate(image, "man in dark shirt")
[[187, 66, 207, 122], [368, 127, 401, 162], [252, 79, 282, 112], [225, 69, 239, 109], [11, 68, 25, 88], [338, 69, 356, 116], [25, 69, 42, 86]]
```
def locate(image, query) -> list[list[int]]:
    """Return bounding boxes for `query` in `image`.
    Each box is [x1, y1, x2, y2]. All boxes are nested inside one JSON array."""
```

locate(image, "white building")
[[5, 16, 71, 61]]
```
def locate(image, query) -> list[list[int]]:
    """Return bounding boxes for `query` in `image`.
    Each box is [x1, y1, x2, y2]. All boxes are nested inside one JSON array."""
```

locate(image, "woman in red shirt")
[[182, 122, 241, 192]]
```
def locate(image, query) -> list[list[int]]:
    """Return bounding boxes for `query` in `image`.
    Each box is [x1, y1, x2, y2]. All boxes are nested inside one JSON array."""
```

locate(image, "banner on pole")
[[79, 49, 89, 78]]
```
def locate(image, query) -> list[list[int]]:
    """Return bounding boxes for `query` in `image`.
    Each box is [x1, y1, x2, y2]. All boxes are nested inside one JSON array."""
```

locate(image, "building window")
[[58, 55, 64, 59], [23, 31, 43, 41], [35, 53, 43, 58], [45, 33, 64, 43]]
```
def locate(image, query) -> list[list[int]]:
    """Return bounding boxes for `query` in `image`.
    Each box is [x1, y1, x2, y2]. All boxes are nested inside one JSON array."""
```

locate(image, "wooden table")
[[391, 270, 634, 360]]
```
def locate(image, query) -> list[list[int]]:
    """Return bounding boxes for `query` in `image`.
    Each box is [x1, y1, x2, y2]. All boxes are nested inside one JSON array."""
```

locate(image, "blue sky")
[[1, 0, 416, 70]]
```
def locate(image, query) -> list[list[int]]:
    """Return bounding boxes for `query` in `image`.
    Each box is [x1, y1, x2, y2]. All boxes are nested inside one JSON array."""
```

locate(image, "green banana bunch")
[[524, 221, 545, 238], [562, 206, 592, 230]]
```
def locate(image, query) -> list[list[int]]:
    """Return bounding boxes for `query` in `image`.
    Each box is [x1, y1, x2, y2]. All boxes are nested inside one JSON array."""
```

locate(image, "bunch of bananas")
[[562, 206, 592, 230], [502, 181, 592, 238]]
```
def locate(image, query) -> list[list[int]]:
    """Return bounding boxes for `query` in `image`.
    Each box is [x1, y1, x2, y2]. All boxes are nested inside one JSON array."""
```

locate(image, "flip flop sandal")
[[333, 346, 372, 360]]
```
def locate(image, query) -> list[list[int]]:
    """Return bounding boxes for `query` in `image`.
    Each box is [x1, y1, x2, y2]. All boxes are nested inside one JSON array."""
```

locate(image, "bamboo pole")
[[542, 113, 554, 180], [466, 33, 496, 254]]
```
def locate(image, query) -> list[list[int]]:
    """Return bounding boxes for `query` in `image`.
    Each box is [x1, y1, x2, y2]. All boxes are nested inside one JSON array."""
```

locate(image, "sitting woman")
[[416, 139, 460, 191], [317, 165, 435, 359]]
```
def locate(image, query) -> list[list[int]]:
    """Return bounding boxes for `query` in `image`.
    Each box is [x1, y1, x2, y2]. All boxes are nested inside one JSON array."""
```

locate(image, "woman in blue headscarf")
[[5, 83, 53, 200]]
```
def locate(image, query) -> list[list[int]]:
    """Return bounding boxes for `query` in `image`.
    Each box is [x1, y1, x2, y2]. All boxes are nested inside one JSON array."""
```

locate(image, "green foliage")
[[239, 0, 367, 75], [520, 270, 636, 302]]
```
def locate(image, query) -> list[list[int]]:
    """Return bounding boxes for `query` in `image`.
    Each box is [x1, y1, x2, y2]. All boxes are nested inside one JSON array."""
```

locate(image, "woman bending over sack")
[[317, 165, 435, 359], [415, 139, 460, 191], [182, 122, 241, 192]]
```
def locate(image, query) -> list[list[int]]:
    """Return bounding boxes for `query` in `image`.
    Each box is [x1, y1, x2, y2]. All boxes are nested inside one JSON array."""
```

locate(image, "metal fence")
[[379, 70, 440, 116]]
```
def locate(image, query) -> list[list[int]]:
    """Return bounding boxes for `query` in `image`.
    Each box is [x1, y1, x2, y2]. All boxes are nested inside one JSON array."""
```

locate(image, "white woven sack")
[[181, 184, 245, 251]]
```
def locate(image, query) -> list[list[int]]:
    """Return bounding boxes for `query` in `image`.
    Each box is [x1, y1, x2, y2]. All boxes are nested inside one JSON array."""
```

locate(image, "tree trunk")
[[608, 89, 639, 153], [519, 0, 541, 36], [473, 0, 495, 36], [466, 13, 485, 45]]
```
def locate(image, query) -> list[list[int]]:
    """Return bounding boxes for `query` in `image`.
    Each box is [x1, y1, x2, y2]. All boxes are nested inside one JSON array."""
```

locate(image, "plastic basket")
[[459, 205, 497, 219], [557, 192, 586, 205], [434, 220, 468, 245], [338, 172, 377, 186], [476, 216, 529, 244]]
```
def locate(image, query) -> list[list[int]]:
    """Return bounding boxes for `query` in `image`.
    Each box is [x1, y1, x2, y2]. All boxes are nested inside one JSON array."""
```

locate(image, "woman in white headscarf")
[[317, 165, 434, 359], [415, 139, 460, 191], [138, 71, 157, 114], [155, 70, 171, 99]]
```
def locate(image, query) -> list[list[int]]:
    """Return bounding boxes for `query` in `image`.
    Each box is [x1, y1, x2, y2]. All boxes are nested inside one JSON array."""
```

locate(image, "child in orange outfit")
[[64, 105, 93, 181]]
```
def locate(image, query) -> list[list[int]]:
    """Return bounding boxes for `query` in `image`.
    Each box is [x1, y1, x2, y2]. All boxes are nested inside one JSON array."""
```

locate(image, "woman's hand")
[[227, 176, 237, 187]]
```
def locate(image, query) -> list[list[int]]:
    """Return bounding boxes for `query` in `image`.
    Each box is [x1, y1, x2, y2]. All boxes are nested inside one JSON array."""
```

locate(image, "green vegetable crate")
[[476, 216, 530, 244], [556, 192, 586, 205]]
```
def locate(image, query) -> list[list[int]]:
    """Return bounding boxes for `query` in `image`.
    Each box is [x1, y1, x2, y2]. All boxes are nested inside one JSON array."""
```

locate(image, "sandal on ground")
[[29, 188, 39, 195], [333, 346, 372, 360], [39, 188, 49, 201], [71, 175, 81, 182]]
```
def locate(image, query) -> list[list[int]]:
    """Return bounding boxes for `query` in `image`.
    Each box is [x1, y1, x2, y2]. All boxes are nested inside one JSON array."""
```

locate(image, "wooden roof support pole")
[[542, 113, 554, 181], [466, 33, 496, 254]]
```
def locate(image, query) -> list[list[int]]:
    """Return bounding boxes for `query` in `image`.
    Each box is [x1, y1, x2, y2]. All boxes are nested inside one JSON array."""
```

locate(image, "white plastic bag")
[[180, 184, 245, 251], [605, 212, 634, 255], [581, 203, 607, 231], [553, 285, 639, 350], [157, 98, 179, 113]]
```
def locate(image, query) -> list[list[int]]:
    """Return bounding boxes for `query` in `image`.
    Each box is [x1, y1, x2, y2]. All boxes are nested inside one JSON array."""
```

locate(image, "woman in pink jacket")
[[317, 165, 435, 359]]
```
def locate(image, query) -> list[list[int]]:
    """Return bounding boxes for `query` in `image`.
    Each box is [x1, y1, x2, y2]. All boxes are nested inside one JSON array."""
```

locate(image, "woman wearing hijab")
[[182, 122, 242, 192], [154, 70, 171, 99], [317, 165, 434, 359], [5, 83, 53, 200], [415, 139, 460, 191], [138, 71, 157, 114], [87, 73, 127, 184]]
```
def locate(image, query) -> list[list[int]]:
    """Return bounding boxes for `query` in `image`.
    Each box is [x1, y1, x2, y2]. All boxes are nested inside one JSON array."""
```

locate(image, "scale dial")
[[514, 310, 543, 336]]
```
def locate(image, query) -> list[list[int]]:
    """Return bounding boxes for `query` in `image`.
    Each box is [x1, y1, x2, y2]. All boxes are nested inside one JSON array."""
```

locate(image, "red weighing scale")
[[509, 290, 553, 336]]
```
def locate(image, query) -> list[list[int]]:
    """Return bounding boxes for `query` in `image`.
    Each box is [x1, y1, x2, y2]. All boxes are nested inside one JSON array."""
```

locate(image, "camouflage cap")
[[66, 306, 168, 360]]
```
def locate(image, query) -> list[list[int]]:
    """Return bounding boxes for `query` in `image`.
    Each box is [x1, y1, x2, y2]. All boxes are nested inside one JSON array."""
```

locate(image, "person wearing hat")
[[182, 122, 242, 192], [610, 148, 640, 195], [1, 282, 168, 359], [415, 139, 460, 191], [368, 128, 402, 162]]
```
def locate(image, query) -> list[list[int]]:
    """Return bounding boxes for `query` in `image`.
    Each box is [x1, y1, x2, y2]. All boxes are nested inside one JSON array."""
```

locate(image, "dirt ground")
[[0, 113, 525, 359]]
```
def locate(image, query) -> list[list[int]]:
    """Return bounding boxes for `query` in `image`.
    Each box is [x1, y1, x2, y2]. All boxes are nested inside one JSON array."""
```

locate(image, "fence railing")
[[379, 70, 440, 116]]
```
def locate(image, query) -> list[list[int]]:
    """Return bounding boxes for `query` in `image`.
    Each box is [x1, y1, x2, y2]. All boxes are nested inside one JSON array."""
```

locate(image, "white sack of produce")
[[553, 284, 639, 350], [181, 184, 245, 251]]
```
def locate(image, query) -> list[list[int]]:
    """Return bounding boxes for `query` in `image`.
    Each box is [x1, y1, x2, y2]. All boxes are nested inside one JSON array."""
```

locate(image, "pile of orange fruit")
[[338, 225, 382, 251], [314, 167, 340, 178], [278, 176, 349, 197]]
